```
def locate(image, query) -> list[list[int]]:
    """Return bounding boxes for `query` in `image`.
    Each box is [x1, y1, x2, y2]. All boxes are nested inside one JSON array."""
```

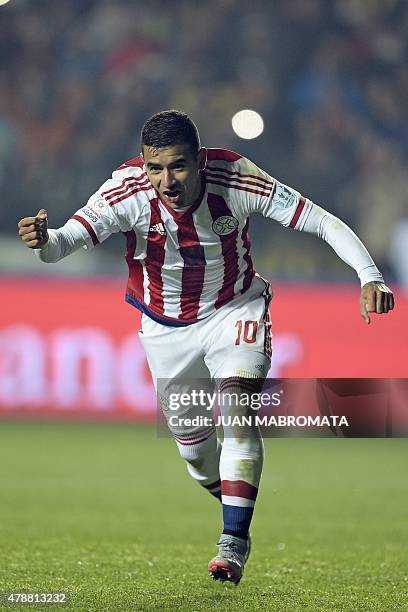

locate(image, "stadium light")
[[231, 109, 264, 140]]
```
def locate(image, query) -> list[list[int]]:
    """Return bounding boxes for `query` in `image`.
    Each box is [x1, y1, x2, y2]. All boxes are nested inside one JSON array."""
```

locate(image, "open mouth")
[[163, 190, 182, 204]]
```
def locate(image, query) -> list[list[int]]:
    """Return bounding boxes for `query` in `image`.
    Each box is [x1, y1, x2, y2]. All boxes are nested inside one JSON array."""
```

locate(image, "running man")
[[18, 110, 394, 584]]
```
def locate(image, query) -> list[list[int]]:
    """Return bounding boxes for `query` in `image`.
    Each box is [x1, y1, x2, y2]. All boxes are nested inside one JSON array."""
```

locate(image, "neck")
[[185, 172, 204, 208]]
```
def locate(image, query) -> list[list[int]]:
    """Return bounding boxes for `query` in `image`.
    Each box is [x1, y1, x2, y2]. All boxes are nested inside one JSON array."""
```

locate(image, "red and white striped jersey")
[[70, 148, 311, 326]]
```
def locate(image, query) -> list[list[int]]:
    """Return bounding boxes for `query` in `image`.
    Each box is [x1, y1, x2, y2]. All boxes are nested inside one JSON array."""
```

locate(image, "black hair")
[[141, 109, 200, 155]]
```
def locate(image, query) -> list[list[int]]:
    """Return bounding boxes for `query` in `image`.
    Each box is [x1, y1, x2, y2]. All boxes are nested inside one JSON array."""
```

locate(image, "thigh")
[[203, 285, 272, 381], [138, 314, 209, 385], [139, 314, 215, 436]]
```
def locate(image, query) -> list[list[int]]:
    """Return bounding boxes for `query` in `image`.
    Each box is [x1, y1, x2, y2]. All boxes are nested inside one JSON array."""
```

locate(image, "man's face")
[[142, 144, 206, 209]]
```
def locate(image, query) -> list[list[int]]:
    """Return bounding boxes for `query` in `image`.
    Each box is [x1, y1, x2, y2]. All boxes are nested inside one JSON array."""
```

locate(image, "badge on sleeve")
[[273, 184, 298, 209], [84, 197, 109, 219]]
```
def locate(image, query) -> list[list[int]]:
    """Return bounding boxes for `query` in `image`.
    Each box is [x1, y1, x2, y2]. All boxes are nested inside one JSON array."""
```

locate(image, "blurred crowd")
[[1, 0, 407, 283]]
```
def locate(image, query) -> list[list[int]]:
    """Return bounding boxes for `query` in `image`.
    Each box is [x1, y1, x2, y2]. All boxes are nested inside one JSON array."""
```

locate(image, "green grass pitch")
[[0, 422, 407, 611]]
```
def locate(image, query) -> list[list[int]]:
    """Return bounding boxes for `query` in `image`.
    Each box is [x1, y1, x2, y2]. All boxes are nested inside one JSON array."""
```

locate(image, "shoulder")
[[97, 155, 154, 208], [205, 148, 272, 181], [115, 154, 145, 172], [110, 154, 148, 185], [205, 148, 274, 200], [206, 148, 243, 164], [205, 148, 245, 179], [86, 156, 153, 228]]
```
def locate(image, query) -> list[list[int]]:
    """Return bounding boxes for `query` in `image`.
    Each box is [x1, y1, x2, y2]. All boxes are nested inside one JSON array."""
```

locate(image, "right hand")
[[18, 209, 49, 249], [360, 281, 394, 325]]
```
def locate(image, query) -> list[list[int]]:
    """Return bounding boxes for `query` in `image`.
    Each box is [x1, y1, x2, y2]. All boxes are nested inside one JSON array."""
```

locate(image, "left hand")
[[360, 281, 394, 324]]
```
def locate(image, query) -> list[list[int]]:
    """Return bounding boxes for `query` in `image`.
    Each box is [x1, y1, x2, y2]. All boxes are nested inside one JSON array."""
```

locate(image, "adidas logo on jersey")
[[149, 223, 167, 236]]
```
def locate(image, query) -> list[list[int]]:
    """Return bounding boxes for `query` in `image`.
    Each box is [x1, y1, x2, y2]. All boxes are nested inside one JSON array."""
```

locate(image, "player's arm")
[[17, 184, 129, 262], [18, 158, 150, 265], [301, 205, 394, 324], [18, 208, 94, 262], [228, 158, 394, 323], [235, 157, 394, 325]]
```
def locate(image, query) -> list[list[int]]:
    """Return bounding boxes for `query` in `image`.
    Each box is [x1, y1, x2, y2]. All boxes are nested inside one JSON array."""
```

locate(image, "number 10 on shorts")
[[235, 320, 258, 345]]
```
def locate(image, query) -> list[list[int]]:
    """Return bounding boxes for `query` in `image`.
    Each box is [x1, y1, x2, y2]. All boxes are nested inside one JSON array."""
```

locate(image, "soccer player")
[[18, 110, 394, 585]]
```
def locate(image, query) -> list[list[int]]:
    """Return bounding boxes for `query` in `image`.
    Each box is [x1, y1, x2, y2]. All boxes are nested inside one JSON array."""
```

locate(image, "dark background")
[[1, 0, 407, 284]]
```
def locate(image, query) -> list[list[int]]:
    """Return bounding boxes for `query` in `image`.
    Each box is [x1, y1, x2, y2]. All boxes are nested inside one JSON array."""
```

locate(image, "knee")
[[175, 430, 221, 482], [175, 427, 219, 464]]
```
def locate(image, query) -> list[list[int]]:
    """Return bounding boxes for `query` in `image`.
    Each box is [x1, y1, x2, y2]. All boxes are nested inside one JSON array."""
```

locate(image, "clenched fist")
[[360, 281, 394, 324], [18, 209, 49, 249]]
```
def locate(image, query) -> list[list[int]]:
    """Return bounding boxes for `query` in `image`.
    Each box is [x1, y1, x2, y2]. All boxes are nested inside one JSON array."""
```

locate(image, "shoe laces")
[[217, 539, 246, 560]]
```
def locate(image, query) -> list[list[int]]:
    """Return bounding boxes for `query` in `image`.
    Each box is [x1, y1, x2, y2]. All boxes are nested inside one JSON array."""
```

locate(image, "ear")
[[197, 147, 207, 171]]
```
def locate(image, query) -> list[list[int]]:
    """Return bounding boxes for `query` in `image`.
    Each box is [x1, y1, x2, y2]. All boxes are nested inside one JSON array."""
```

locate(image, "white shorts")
[[138, 276, 272, 436], [138, 276, 272, 385]]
